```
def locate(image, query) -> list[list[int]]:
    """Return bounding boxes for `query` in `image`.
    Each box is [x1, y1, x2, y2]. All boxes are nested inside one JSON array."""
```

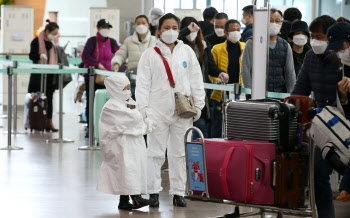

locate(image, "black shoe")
[[131, 195, 153, 209], [173, 195, 187, 207], [149, 193, 160, 207], [118, 195, 133, 210]]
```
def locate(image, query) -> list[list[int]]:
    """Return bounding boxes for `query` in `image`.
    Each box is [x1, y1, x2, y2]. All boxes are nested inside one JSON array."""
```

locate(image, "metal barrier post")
[[11, 60, 25, 135], [79, 67, 99, 150], [0, 65, 23, 150], [47, 64, 74, 143], [309, 138, 317, 218], [0, 54, 11, 119]]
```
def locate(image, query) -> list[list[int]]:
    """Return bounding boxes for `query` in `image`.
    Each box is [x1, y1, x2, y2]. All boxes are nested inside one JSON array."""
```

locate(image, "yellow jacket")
[[210, 40, 245, 102]]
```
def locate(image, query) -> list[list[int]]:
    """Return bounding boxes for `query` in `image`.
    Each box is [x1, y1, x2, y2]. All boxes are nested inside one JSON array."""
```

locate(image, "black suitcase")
[[26, 92, 47, 132], [226, 99, 300, 152]]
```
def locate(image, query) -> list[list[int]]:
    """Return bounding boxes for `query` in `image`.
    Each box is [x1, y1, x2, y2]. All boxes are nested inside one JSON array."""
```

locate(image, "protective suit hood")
[[104, 74, 130, 101]]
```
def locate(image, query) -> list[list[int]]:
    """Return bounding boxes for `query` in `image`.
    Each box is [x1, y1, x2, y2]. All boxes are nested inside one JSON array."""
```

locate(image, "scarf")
[[38, 30, 58, 65]]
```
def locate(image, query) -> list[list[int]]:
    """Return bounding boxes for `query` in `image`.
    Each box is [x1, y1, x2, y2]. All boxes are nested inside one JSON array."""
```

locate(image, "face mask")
[[215, 28, 225, 37], [121, 90, 131, 101], [186, 31, 198, 42], [151, 19, 159, 26], [310, 39, 328, 55], [337, 47, 350, 65], [269, 23, 282, 36], [228, 31, 241, 43], [136, 25, 148, 35], [99, 29, 109, 38], [48, 34, 58, 41], [241, 17, 247, 25], [293, 34, 308, 46], [161, 29, 179, 44]]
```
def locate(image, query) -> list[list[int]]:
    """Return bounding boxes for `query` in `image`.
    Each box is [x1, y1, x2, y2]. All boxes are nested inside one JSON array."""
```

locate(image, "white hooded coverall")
[[136, 39, 205, 196], [97, 74, 147, 195]]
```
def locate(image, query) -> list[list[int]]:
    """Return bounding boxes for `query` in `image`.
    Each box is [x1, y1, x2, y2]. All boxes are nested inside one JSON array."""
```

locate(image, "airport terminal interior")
[[1, 0, 350, 218]]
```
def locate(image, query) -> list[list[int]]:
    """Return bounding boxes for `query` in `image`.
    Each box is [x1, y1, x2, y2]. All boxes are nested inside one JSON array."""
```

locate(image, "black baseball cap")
[[326, 22, 350, 51], [97, 19, 113, 28]]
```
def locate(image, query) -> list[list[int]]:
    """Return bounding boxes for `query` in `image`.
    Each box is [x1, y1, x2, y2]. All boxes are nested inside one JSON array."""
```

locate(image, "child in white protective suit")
[[96, 74, 154, 210]]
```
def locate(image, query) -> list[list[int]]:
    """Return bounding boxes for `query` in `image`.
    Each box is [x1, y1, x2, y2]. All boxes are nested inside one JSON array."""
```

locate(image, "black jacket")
[[179, 27, 222, 120], [199, 20, 214, 37], [289, 41, 311, 77], [28, 37, 55, 93], [205, 32, 227, 49]]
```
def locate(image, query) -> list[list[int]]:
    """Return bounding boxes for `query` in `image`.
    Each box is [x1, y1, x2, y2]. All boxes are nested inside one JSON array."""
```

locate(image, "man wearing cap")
[[289, 21, 311, 77], [291, 15, 349, 218], [82, 18, 120, 138], [326, 22, 350, 114]]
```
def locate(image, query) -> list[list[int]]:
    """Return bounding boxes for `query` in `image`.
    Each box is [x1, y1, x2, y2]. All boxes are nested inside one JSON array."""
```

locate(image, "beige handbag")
[[154, 47, 197, 119]]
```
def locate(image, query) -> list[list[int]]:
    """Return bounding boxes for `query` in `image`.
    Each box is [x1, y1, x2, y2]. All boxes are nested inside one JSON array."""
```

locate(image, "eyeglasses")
[[270, 19, 282, 24]]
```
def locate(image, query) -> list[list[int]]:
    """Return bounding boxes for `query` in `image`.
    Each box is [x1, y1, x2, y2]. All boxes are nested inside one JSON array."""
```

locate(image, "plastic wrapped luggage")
[[94, 89, 110, 144], [274, 152, 308, 209], [197, 139, 276, 204], [226, 99, 300, 152], [310, 106, 350, 175], [25, 92, 47, 132]]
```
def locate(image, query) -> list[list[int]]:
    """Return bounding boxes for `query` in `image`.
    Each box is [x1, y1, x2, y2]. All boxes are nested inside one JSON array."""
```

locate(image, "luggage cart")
[[184, 127, 317, 218]]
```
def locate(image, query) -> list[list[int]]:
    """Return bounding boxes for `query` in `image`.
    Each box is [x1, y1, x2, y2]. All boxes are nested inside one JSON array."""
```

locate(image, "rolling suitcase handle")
[[271, 159, 277, 189], [184, 127, 210, 198]]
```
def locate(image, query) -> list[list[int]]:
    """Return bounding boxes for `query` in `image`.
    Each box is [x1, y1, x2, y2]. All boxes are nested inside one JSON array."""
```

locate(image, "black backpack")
[[91, 36, 117, 54]]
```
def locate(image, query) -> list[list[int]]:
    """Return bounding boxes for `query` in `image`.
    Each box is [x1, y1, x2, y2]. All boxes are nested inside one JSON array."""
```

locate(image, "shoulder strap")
[[91, 37, 97, 51], [154, 47, 175, 88]]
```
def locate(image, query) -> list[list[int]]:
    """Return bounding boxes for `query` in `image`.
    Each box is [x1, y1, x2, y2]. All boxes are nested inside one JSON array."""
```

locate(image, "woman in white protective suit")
[[96, 74, 154, 210], [136, 13, 205, 207]]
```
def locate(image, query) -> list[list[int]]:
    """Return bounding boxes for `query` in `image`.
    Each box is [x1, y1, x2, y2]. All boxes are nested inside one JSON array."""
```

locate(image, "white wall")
[[44, 0, 107, 55]]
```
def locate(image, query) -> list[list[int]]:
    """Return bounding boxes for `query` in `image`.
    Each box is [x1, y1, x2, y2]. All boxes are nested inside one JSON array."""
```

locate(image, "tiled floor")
[[0, 111, 349, 218]]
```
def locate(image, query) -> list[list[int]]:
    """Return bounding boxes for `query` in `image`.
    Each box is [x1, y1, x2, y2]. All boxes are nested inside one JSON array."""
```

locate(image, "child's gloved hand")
[[145, 117, 157, 133]]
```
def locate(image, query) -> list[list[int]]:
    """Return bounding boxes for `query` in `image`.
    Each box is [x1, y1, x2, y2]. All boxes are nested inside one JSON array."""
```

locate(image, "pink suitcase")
[[201, 139, 275, 205]]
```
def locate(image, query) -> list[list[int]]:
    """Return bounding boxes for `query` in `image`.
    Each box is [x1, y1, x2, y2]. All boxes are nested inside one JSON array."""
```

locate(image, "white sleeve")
[[284, 43, 296, 93], [111, 38, 129, 66], [188, 47, 205, 110], [135, 49, 152, 110]]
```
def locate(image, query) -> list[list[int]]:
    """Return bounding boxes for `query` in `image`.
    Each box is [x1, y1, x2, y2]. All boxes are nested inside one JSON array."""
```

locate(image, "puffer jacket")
[[111, 31, 156, 70]]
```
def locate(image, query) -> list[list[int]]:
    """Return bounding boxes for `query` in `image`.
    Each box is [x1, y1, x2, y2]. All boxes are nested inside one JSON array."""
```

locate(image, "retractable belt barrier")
[[0, 58, 292, 151]]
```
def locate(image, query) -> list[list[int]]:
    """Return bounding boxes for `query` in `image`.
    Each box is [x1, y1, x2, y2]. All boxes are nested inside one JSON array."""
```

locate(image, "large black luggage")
[[225, 99, 300, 152]]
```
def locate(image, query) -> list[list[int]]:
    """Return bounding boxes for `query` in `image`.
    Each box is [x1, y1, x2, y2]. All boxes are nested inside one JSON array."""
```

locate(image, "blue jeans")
[[211, 100, 223, 138], [193, 118, 208, 140], [314, 147, 335, 218]]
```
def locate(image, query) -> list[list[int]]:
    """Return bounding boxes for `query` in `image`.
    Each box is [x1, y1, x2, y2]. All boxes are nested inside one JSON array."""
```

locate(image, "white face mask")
[[136, 24, 148, 35], [186, 31, 198, 42], [269, 23, 282, 36], [337, 47, 350, 65], [151, 19, 159, 26], [121, 90, 131, 101], [48, 34, 58, 41], [228, 31, 241, 43], [293, 34, 308, 46], [310, 39, 328, 55], [99, 29, 109, 38], [161, 29, 179, 44], [241, 17, 247, 25], [215, 28, 225, 37]]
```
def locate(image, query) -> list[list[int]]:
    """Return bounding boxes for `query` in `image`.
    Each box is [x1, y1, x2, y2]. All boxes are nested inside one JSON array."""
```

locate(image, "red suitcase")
[[200, 139, 275, 205]]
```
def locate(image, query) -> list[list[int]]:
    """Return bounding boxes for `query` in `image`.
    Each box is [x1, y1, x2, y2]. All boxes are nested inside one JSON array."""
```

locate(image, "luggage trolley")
[[184, 127, 317, 218]]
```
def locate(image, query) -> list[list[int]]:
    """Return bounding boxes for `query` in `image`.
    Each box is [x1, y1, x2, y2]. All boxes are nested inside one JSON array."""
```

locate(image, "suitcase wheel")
[[277, 212, 283, 218]]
